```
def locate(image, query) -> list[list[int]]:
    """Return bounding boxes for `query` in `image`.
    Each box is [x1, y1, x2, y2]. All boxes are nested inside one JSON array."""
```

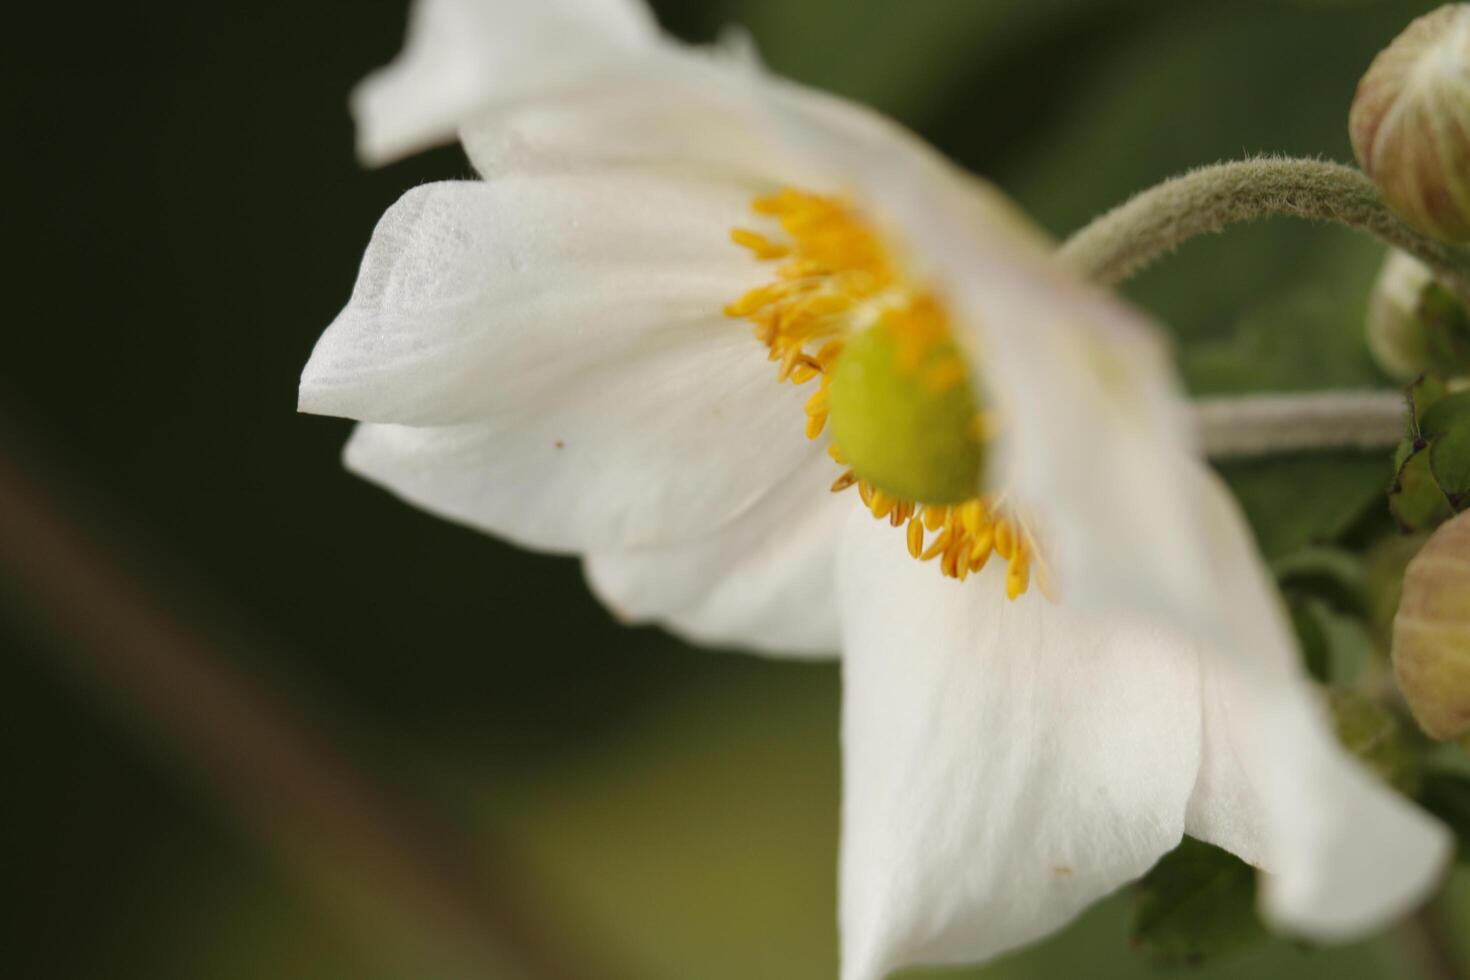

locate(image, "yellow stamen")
[[995, 518, 1017, 562], [730, 227, 791, 260], [920, 529, 952, 562], [906, 518, 925, 558], [725, 186, 1052, 601]]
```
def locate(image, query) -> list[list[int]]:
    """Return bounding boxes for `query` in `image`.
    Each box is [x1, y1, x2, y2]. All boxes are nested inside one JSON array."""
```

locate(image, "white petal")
[[837, 511, 1202, 980], [584, 450, 848, 658], [352, 0, 658, 165], [339, 298, 821, 553], [458, 53, 819, 184], [299, 176, 765, 427], [1181, 471, 1450, 938], [955, 262, 1212, 622]]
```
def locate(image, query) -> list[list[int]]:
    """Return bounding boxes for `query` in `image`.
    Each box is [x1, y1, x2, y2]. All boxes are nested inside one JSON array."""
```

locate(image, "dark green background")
[[4, 1, 1465, 978]]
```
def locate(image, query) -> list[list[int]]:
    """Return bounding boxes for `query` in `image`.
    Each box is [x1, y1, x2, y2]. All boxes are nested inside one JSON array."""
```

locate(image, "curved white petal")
[[299, 176, 766, 427], [458, 54, 815, 185], [836, 511, 1202, 980], [340, 300, 821, 553], [352, 0, 658, 165], [584, 450, 848, 658], [952, 261, 1210, 621], [1180, 471, 1450, 938]]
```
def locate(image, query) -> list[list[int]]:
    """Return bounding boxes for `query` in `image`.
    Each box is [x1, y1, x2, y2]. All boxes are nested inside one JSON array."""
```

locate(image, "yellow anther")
[[790, 363, 820, 385], [995, 518, 1016, 561], [922, 505, 949, 532], [969, 544, 992, 575], [869, 490, 895, 519], [941, 538, 965, 579], [1006, 548, 1032, 600], [730, 227, 791, 260], [752, 188, 804, 215], [806, 413, 828, 439], [906, 518, 925, 558], [920, 529, 952, 562], [959, 500, 986, 536], [805, 389, 828, 416], [816, 340, 844, 367], [791, 292, 853, 320], [830, 470, 858, 493], [968, 523, 995, 563]]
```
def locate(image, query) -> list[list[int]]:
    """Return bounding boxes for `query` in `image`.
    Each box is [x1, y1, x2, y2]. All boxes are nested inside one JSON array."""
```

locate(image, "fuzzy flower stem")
[[1194, 389, 1405, 459], [1059, 158, 1470, 307]]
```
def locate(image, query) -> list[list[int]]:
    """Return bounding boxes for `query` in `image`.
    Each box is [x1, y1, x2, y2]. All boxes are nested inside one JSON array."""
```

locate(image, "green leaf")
[[1389, 445, 1456, 532], [1418, 282, 1470, 379], [1181, 279, 1386, 395], [1408, 374, 1450, 433], [1131, 837, 1267, 966], [1290, 599, 1379, 685], [1324, 688, 1422, 795], [1290, 599, 1333, 683], [1273, 546, 1369, 617], [1421, 391, 1470, 500], [1418, 771, 1470, 862], [1219, 454, 1393, 559]]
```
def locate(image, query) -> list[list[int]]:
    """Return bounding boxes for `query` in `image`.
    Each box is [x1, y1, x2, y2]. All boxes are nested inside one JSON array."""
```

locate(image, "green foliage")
[[1325, 688, 1423, 795], [1131, 838, 1267, 966], [1416, 283, 1470, 379], [1391, 378, 1470, 529], [1291, 599, 1335, 682], [1390, 447, 1458, 531], [1421, 391, 1470, 500], [1419, 771, 1470, 862], [1274, 546, 1371, 616], [1277, 548, 1379, 682], [1220, 454, 1392, 560], [1183, 279, 1386, 396]]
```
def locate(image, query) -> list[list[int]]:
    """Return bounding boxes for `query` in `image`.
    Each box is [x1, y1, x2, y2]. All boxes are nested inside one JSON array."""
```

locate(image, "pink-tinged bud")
[[1392, 511, 1470, 739], [1350, 5, 1470, 244]]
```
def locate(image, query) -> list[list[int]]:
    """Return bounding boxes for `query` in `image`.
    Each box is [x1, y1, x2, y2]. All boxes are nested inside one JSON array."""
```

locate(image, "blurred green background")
[[4, 1, 1466, 978]]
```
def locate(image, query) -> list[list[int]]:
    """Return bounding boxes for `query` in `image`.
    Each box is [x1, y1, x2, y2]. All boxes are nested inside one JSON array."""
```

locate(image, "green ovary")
[[827, 318, 987, 505]]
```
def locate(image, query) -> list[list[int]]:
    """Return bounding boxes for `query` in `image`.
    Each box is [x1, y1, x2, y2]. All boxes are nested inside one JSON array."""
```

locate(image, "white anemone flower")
[[299, 2, 1451, 977]]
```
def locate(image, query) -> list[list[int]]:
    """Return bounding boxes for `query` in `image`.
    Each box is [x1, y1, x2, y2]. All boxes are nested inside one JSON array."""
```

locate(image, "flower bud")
[[1392, 511, 1470, 739], [1367, 249, 1470, 381], [1350, 5, 1470, 243]]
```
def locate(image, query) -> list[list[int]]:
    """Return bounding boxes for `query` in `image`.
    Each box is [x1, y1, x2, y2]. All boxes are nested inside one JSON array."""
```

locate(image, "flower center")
[[724, 188, 1053, 600]]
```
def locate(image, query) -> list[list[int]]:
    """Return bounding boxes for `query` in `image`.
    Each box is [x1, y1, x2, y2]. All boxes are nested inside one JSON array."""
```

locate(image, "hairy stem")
[[1194, 389, 1406, 458], [1059, 158, 1470, 306]]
